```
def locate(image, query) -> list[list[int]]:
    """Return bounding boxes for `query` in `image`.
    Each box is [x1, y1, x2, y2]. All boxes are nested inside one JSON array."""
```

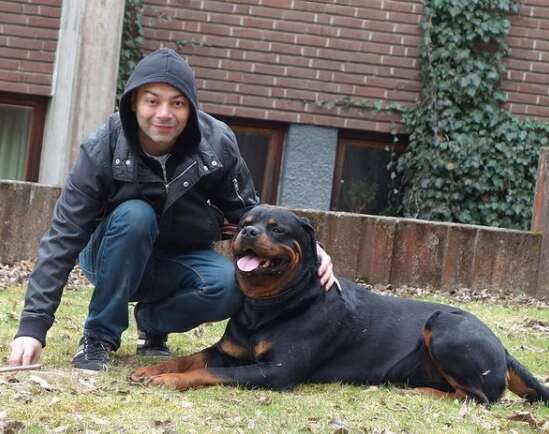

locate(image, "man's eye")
[[173, 100, 186, 108], [146, 99, 157, 105]]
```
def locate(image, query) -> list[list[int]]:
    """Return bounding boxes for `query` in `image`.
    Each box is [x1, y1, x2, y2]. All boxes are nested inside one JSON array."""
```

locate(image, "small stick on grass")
[[0, 364, 41, 373]]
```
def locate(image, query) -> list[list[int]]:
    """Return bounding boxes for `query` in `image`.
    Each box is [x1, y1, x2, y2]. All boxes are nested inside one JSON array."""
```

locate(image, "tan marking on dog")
[[506, 369, 536, 399], [267, 218, 277, 226], [253, 340, 273, 357], [415, 387, 465, 400], [130, 350, 209, 382], [151, 368, 227, 390], [219, 338, 248, 359], [243, 216, 253, 225]]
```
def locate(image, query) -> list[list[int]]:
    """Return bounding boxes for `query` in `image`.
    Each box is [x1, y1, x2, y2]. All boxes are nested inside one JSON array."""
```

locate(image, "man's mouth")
[[153, 124, 175, 132]]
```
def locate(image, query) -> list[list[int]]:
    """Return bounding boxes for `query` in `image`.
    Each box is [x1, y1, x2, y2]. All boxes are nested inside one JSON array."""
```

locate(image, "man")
[[8, 48, 334, 371]]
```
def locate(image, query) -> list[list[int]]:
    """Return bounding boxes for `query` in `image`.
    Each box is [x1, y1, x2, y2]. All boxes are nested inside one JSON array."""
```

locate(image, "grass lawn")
[[0, 284, 548, 433]]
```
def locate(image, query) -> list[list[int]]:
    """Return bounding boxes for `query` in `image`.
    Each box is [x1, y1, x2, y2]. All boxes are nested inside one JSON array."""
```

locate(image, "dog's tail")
[[506, 351, 549, 405]]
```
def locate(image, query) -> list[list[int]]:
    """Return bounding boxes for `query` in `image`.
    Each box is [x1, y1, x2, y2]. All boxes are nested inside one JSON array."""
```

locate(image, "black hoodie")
[[16, 48, 259, 346]]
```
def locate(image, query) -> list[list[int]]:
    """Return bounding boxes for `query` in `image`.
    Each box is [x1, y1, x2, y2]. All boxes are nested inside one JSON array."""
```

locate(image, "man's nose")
[[156, 103, 172, 118]]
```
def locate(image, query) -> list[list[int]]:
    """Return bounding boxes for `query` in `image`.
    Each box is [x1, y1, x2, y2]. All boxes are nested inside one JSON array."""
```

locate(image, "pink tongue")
[[237, 255, 261, 272]]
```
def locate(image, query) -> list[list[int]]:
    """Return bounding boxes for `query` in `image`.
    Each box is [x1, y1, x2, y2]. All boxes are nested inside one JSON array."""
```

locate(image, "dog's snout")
[[241, 225, 260, 238]]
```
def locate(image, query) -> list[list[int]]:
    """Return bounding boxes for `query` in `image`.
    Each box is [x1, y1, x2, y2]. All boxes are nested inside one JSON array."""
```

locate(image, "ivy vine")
[[387, 0, 549, 230], [116, 0, 145, 103]]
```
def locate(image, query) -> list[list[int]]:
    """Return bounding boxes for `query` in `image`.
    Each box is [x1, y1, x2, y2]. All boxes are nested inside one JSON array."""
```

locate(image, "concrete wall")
[[0, 180, 544, 300], [278, 124, 338, 209], [0, 181, 60, 264]]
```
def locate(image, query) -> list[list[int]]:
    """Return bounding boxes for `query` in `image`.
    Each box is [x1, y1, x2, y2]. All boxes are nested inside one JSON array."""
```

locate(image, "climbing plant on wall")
[[387, 0, 549, 230], [116, 0, 145, 103]]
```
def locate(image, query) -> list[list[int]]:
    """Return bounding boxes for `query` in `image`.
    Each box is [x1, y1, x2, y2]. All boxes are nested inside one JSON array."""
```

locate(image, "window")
[[331, 136, 405, 215], [0, 92, 47, 182], [224, 120, 285, 204]]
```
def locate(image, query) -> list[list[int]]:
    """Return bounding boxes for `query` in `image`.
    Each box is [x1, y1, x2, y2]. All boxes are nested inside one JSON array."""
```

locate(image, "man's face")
[[132, 82, 191, 155]]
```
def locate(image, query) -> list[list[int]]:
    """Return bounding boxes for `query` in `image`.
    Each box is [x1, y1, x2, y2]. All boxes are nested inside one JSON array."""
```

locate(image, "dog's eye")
[[271, 226, 284, 234]]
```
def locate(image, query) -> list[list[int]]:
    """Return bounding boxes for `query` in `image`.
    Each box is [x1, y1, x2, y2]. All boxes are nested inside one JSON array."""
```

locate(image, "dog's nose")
[[241, 225, 259, 238]]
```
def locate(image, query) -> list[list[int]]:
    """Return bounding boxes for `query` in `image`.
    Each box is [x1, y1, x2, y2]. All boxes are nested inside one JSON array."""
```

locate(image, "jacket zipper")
[[166, 161, 197, 192], [233, 177, 246, 207]]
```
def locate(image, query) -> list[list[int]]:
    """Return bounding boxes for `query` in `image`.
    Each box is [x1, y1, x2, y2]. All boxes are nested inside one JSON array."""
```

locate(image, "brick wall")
[[143, 0, 423, 133], [0, 0, 62, 96], [143, 0, 549, 132], [504, 0, 549, 122]]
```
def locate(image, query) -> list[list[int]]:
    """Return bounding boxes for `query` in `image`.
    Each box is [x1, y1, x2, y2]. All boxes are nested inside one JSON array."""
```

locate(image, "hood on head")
[[118, 48, 202, 153]]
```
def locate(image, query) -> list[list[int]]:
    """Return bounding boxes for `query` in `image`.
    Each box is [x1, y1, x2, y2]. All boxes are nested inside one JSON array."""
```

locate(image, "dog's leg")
[[130, 348, 214, 382], [147, 362, 303, 391], [415, 387, 466, 400], [422, 311, 508, 404]]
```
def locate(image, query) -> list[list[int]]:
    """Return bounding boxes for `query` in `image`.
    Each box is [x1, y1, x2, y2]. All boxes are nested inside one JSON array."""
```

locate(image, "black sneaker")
[[136, 331, 171, 357], [134, 303, 171, 357], [72, 335, 113, 372]]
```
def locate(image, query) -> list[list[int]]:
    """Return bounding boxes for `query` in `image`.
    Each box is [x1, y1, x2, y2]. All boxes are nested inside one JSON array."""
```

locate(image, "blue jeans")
[[78, 200, 242, 349]]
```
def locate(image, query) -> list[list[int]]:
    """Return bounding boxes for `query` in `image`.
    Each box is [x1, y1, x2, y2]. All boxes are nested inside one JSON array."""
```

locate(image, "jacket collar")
[[112, 130, 223, 183]]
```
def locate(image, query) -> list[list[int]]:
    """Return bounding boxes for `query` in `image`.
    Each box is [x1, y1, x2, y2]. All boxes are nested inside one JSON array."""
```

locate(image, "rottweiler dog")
[[131, 205, 549, 404]]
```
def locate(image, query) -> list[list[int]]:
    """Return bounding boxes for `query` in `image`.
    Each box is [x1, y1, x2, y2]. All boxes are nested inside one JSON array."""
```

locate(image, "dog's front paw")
[[149, 373, 188, 390], [130, 367, 157, 383]]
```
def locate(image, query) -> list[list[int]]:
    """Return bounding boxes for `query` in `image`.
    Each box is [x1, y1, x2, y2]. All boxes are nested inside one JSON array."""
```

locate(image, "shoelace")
[[81, 336, 110, 361]]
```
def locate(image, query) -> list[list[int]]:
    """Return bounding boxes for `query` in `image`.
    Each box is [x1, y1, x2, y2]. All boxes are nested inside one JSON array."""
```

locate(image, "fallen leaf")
[[29, 375, 54, 391], [458, 400, 469, 418], [329, 417, 347, 433], [0, 420, 25, 434], [257, 394, 272, 405], [507, 411, 539, 428], [90, 416, 109, 426], [180, 399, 194, 409]]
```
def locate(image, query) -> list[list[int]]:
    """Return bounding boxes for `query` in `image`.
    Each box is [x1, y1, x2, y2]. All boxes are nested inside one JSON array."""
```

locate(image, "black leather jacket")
[[16, 48, 259, 346]]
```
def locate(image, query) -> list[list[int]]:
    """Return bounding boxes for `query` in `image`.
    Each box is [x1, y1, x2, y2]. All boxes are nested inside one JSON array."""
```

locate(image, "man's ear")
[[299, 217, 319, 266]]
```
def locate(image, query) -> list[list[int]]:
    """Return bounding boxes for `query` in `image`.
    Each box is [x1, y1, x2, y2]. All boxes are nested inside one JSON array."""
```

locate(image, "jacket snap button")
[[125, 160, 131, 165], [115, 159, 120, 164], [203, 165, 209, 171], [211, 161, 218, 166], [183, 181, 189, 187]]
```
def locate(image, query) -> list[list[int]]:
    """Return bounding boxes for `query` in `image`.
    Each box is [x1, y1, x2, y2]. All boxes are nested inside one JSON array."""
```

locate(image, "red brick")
[[28, 15, 59, 29], [241, 95, 274, 109], [233, 106, 268, 120], [246, 5, 284, 19], [19, 60, 52, 74], [264, 110, 299, 123], [0, 1, 23, 14], [202, 1, 236, 14]]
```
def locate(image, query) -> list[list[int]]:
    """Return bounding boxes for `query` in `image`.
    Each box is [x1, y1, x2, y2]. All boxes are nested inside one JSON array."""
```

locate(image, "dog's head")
[[232, 205, 318, 299]]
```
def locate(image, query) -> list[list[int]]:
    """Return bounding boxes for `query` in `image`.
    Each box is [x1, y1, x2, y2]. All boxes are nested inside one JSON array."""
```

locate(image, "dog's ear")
[[299, 216, 319, 266]]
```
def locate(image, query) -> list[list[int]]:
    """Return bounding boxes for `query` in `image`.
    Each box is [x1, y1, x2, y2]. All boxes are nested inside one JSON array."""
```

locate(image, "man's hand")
[[9, 336, 42, 366], [317, 244, 335, 291]]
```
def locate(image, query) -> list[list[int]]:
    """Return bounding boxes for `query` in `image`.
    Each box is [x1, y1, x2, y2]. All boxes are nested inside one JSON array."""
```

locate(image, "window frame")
[[0, 92, 48, 182], [221, 118, 285, 204], [331, 135, 406, 213]]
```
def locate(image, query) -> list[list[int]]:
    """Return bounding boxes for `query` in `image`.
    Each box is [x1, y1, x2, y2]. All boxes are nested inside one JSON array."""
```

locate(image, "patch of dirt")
[[0, 260, 89, 291]]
